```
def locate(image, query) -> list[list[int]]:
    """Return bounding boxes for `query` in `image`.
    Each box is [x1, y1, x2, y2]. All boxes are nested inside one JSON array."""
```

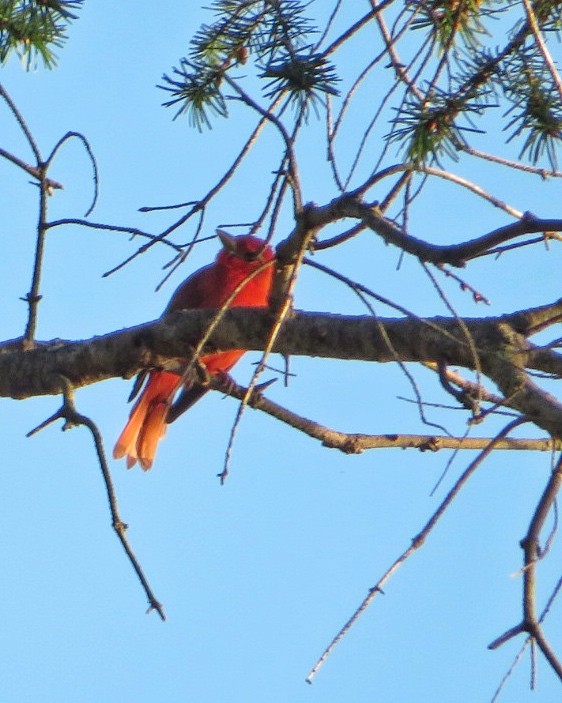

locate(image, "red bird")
[[113, 232, 275, 470]]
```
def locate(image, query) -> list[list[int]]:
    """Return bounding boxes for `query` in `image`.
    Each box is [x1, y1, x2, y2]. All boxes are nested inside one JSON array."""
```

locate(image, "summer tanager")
[[113, 232, 275, 470]]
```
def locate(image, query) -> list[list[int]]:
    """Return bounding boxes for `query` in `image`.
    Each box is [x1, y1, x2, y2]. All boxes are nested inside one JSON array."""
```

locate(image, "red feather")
[[113, 233, 275, 470]]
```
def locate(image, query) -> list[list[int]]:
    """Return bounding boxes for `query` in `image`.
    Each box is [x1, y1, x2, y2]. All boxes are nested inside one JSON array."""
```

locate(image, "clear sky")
[[1, 2, 561, 701]]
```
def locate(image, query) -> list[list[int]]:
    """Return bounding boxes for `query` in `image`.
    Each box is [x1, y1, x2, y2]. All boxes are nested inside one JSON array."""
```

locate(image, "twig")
[[422, 262, 484, 417], [0, 82, 41, 161], [435, 263, 491, 305], [490, 565, 562, 699], [489, 454, 562, 681], [156, 209, 207, 291], [484, 233, 562, 259], [223, 75, 303, 215], [463, 145, 562, 179], [305, 419, 527, 683], [302, 257, 462, 348], [218, 222, 308, 482], [0, 146, 63, 190], [102, 97, 283, 276], [27, 376, 166, 620], [80, 412, 167, 620], [210, 375, 555, 452], [319, 7, 379, 57], [422, 362, 505, 408], [522, 0, 562, 103], [45, 131, 99, 216], [46, 218, 183, 252], [23, 161, 49, 346]]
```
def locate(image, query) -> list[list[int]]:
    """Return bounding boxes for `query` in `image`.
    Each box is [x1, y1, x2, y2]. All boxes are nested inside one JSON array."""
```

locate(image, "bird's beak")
[[217, 229, 237, 254]]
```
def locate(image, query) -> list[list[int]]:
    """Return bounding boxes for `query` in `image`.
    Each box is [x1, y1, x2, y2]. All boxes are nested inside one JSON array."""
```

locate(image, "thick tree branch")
[[0, 309, 494, 396], [2, 301, 562, 438], [0, 305, 557, 393]]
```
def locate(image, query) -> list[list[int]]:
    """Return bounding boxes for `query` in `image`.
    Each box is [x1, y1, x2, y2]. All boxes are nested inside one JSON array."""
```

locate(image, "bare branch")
[[339, 198, 562, 266], [0, 146, 63, 189], [490, 455, 562, 681], [45, 131, 99, 217], [223, 75, 303, 215], [102, 98, 283, 276], [28, 375, 166, 619], [46, 217, 183, 252], [306, 419, 527, 683], [0, 82, 41, 162], [210, 373, 560, 453], [23, 161, 49, 346]]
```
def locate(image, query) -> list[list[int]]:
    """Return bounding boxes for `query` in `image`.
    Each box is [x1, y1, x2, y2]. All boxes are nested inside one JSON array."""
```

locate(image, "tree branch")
[[338, 198, 562, 267], [306, 418, 527, 683], [27, 375, 166, 620], [0, 303, 559, 391], [3, 301, 562, 439], [210, 374, 561, 453]]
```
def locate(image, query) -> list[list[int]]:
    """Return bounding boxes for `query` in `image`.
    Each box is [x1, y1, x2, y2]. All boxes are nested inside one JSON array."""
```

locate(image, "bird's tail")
[[113, 370, 181, 470]]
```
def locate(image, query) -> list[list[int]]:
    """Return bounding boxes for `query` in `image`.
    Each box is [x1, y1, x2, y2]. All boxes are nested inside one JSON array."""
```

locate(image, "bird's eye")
[[242, 250, 259, 262]]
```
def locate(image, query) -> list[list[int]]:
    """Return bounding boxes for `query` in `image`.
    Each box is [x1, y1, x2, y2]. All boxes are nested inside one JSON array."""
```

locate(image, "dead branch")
[[28, 375, 166, 620], [306, 419, 527, 683], [210, 374, 560, 453], [489, 454, 562, 681]]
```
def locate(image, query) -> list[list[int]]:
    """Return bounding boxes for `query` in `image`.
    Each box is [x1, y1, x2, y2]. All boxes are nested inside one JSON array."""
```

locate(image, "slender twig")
[[306, 419, 527, 683], [46, 218, 183, 251], [156, 209, 208, 291], [0, 82, 41, 161], [421, 261, 483, 414], [490, 454, 562, 680], [491, 565, 562, 699], [223, 75, 303, 214], [422, 362, 505, 408], [435, 264, 491, 305], [417, 166, 523, 219], [210, 375, 557, 453], [319, 7, 380, 57], [46, 131, 99, 216], [218, 287, 292, 483], [314, 222, 365, 250], [522, 0, 562, 103], [23, 162, 49, 345], [371, 0, 424, 102], [218, 224, 310, 482], [350, 162, 523, 220], [0, 84, 50, 345], [103, 96, 283, 276], [313, 0, 344, 52], [0, 146, 63, 189], [486, 233, 562, 260], [463, 145, 562, 178], [27, 376, 166, 619]]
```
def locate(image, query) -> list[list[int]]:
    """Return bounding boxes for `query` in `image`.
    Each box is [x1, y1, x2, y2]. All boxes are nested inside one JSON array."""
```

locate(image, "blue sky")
[[1, 2, 562, 701]]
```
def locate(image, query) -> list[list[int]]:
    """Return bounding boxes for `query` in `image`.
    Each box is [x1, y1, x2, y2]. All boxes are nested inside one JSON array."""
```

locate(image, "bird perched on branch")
[[113, 231, 275, 470]]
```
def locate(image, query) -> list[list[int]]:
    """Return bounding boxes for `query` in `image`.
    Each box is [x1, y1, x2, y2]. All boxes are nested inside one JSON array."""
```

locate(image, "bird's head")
[[216, 230, 275, 268]]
